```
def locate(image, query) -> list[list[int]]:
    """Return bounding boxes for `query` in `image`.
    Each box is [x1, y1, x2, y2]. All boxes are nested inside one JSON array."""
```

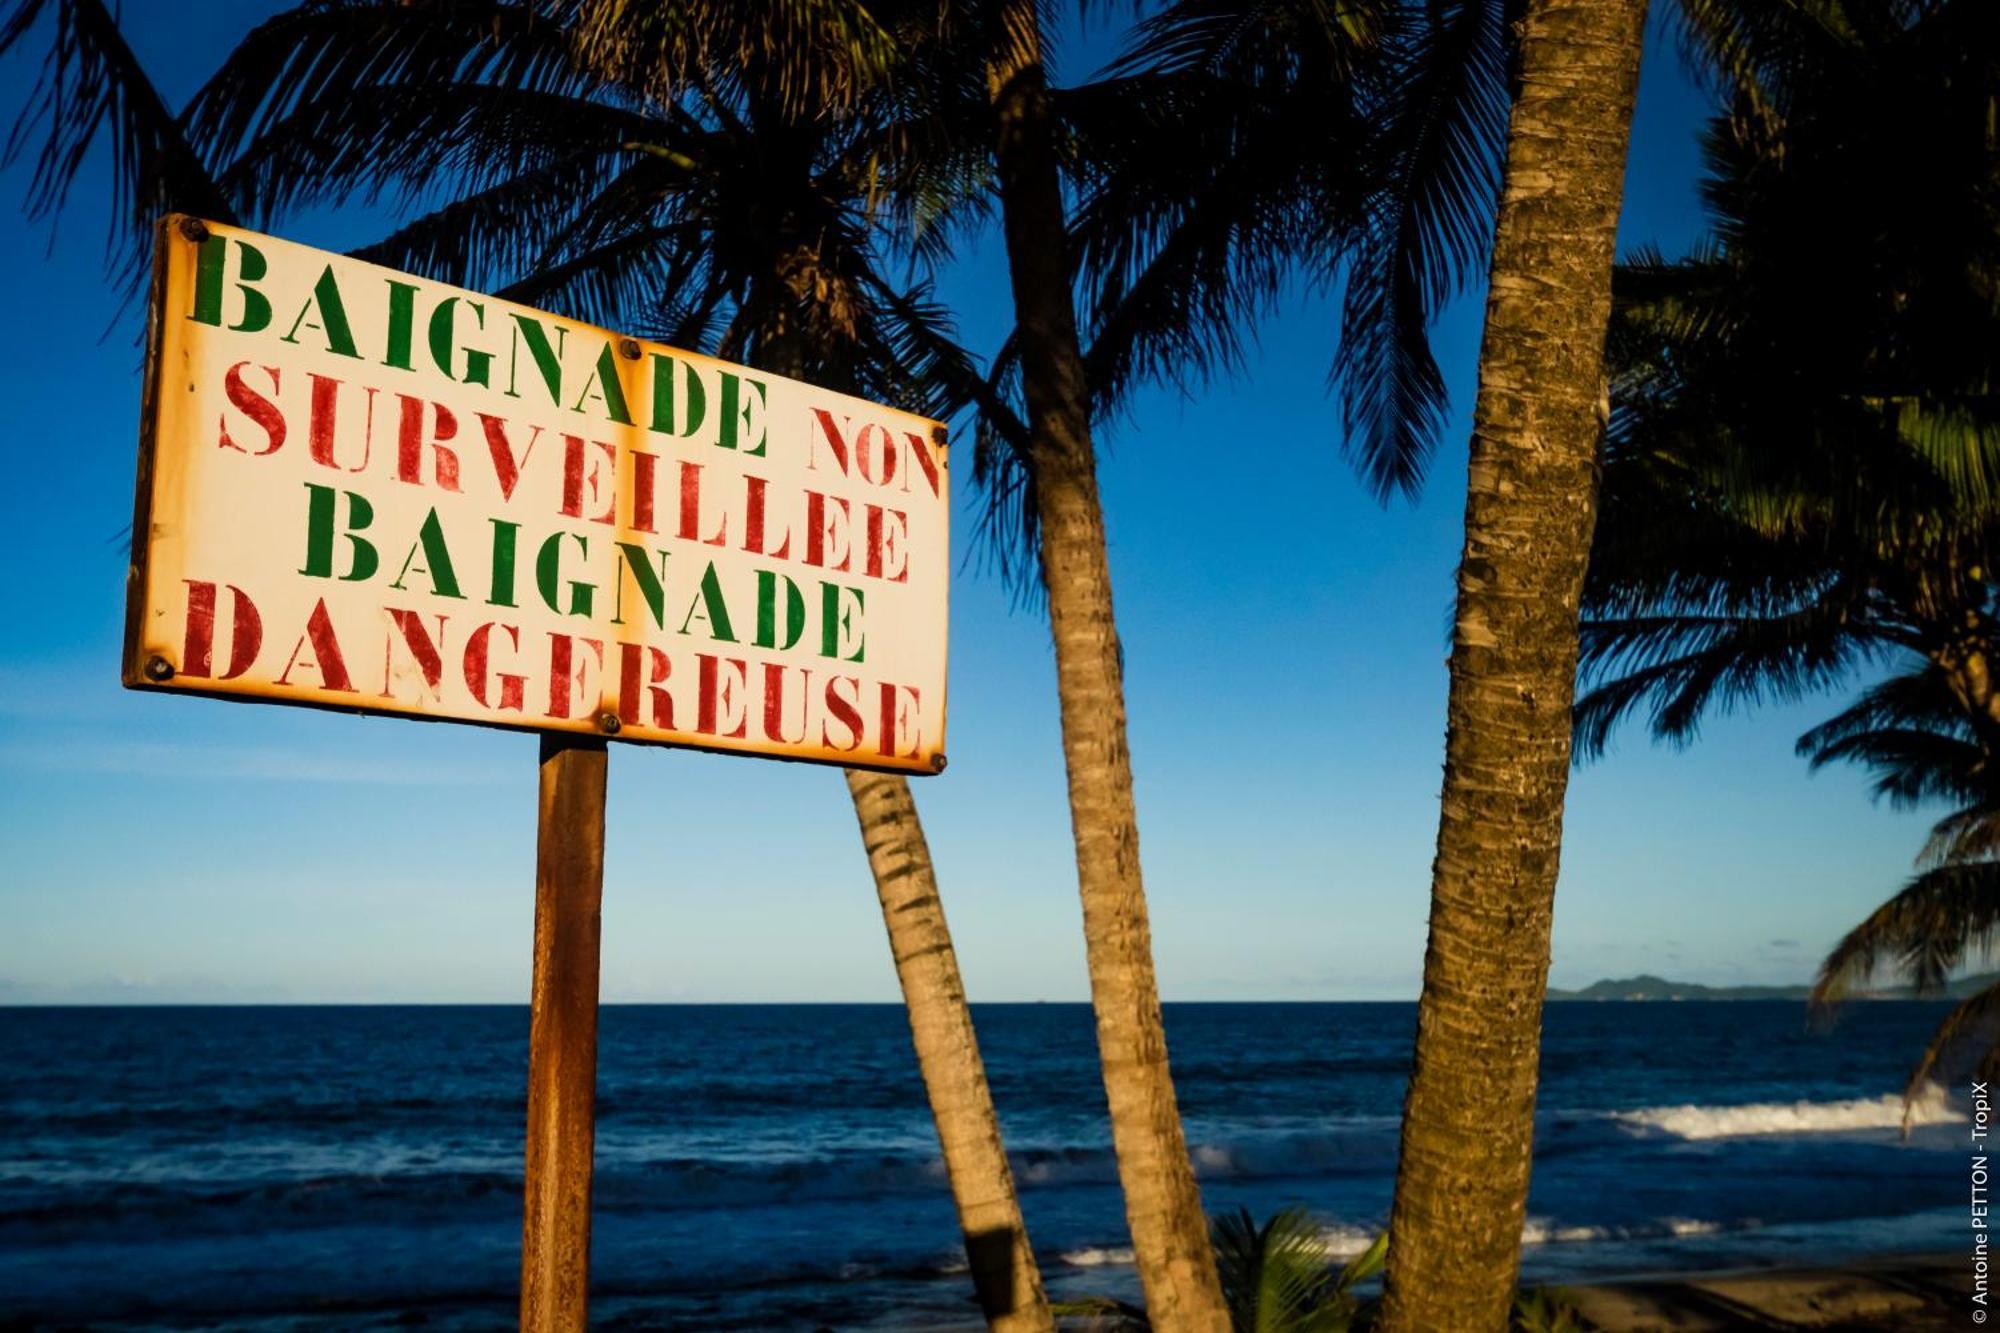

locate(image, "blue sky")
[[0, 6, 1918, 1003]]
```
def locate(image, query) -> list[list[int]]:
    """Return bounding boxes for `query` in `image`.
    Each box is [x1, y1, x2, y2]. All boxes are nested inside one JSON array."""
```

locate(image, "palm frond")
[[1812, 860, 2000, 1008], [1901, 976, 2000, 1132], [186, 1, 604, 172], [1794, 665, 1989, 812], [1, 0, 235, 292], [1573, 594, 1887, 758], [1211, 1207, 1365, 1333], [1069, 69, 1322, 420], [1331, 0, 1517, 501], [571, 0, 900, 116]]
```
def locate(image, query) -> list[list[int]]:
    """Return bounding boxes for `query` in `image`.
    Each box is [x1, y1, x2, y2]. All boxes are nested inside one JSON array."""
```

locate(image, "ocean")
[[0, 1001, 1971, 1329]]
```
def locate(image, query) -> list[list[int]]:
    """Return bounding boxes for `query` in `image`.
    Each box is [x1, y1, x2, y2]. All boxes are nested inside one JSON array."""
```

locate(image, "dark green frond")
[[1901, 976, 2000, 1131], [1812, 860, 2000, 1008], [1332, 0, 1518, 501], [1210, 1207, 1364, 1333], [1794, 666, 1988, 813], [0, 0, 235, 291], [571, 0, 900, 115], [185, 0, 607, 185], [1573, 596, 1889, 759], [1919, 806, 2000, 873]]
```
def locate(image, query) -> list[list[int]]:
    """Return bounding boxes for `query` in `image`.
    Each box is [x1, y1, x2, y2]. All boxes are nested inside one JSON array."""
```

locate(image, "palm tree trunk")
[[842, 768, 1053, 1332], [1378, 3, 1649, 1331], [745, 329, 1050, 1330], [980, 3, 1230, 1328]]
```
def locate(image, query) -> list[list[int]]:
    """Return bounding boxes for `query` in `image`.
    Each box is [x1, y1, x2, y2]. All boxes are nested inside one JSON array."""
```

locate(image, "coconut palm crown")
[[1572, 0, 2000, 1111]]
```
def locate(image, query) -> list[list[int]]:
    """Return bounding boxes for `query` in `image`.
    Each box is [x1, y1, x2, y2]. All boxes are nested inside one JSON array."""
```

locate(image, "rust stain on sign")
[[125, 217, 949, 775]]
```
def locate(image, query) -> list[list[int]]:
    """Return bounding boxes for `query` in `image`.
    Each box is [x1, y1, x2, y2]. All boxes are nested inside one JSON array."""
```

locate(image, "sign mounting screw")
[[177, 217, 209, 243], [143, 656, 175, 682], [617, 338, 641, 361], [595, 711, 622, 735]]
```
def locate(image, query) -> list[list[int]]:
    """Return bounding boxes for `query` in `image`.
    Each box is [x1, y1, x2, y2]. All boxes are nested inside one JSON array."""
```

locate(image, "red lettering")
[[862, 504, 908, 581], [678, 461, 728, 546], [395, 395, 461, 491], [854, 423, 896, 486], [477, 413, 542, 501], [878, 681, 922, 758], [618, 642, 674, 730], [630, 450, 658, 534], [903, 429, 942, 498], [382, 608, 448, 699], [219, 362, 286, 456], [307, 373, 375, 471], [821, 675, 864, 751], [882, 505, 909, 582], [808, 408, 852, 474], [464, 622, 526, 712], [179, 580, 261, 679], [742, 475, 792, 559], [276, 598, 356, 692], [804, 490, 851, 571], [561, 434, 618, 525], [761, 662, 810, 744], [696, 653, 748, 738], [544, 632, 604, 719]]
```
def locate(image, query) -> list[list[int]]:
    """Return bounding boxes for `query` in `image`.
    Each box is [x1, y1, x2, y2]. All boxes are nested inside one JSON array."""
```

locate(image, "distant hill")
[[1545, 971, 2000, 1001]]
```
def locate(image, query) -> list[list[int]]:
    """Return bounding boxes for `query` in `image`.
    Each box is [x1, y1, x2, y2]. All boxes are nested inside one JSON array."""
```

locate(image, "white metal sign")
[[126, 217, 949, 773]]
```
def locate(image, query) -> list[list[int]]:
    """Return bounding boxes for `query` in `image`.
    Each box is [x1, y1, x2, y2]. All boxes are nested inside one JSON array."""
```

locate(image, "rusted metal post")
[[520, 734, 608, 1332]]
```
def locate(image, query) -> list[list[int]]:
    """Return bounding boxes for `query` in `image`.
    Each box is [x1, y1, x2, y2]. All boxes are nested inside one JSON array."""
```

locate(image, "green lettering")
[[613, 543, 671, 629], [281, 265, 360, 359], [430, 298, 492, 387], [299, 483, 377, 581], [755, 570, 806, 650], [535, 531, 594, 617], [388, 509, 463, 599], [488, 519, 518, 607], [384, 281, 417, 370], [717, 371, 767, 455], [571, 342, 633, 425], [191, 237, 269, 332], [820, 582, 863, 662], [679, 562, 736, 643], [649, 353, 707, 437], [506, 314, 566, 403]]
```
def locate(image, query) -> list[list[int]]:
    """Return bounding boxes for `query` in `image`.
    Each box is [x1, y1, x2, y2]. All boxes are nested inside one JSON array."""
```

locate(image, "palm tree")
[[978, 1, 1236, 1322], [2, 3, 1051, 1326], [844, 767, 1052, 1327], [1576, 0, 2000, 757], [1059, 3, 1683, 1320], [992, 3, 1641, 1322], [1572, 0, 2000, 1128], [1372, 2, 1650, 1328], [1088, 2, 1976, 1320]]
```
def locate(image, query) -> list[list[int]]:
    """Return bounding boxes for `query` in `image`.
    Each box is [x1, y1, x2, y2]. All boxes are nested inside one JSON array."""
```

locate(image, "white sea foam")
[[1612, 1088, 1962, 1140], [1062, 1217, 1728, 1272], [1058, 1246, 1136, 1268], [1317, 1225, 1381, 1258], [1522, 1217, 1725, 1246]]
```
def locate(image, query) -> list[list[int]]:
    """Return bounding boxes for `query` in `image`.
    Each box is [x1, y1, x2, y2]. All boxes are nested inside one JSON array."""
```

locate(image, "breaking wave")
[[1610, 1088, 1962, 1140], [1058, 1217, 1735, 1275]]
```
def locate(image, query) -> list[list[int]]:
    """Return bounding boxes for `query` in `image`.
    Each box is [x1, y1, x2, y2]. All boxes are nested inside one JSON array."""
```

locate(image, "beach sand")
[[1561, 1252, 1970, 1330]]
